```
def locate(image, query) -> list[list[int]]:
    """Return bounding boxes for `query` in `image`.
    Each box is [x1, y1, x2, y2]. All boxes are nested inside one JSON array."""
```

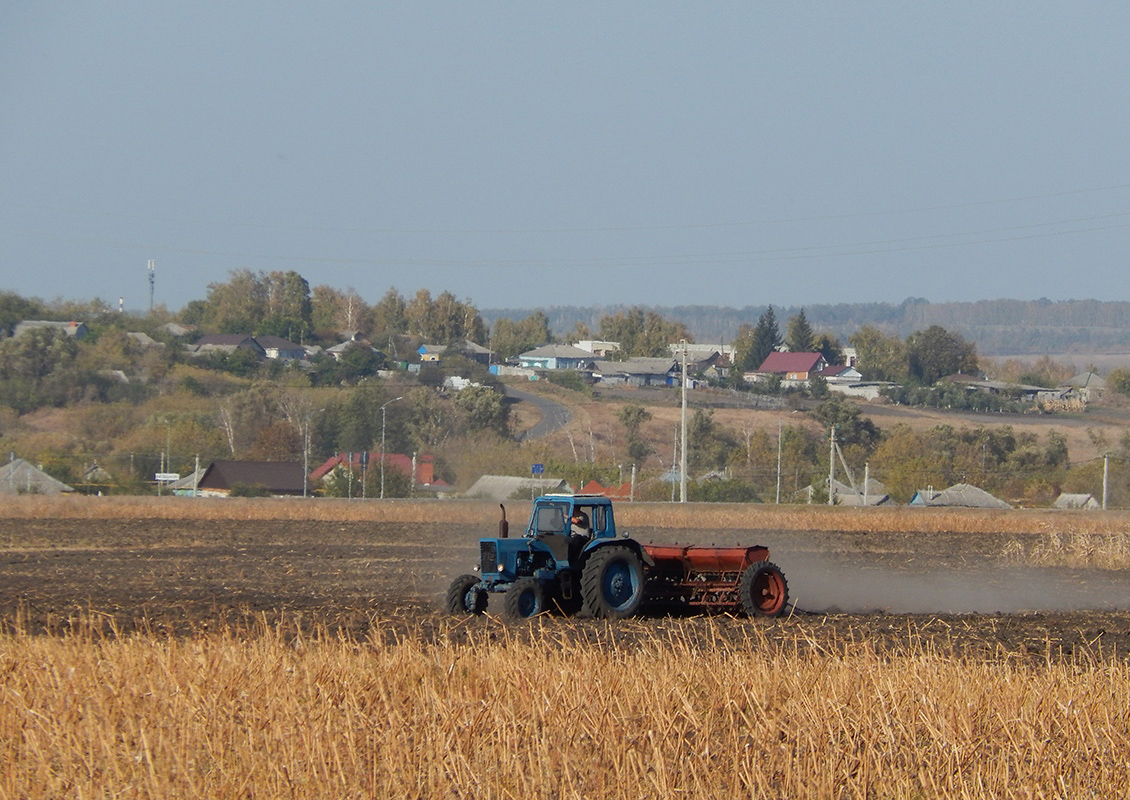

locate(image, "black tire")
[[581, 545, 644, 619], [502, 578, 545, 620], [446, 573, 487, 615], [739, 561, 789, 618]]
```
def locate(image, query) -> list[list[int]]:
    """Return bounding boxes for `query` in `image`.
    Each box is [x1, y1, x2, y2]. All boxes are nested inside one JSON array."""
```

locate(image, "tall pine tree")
[[785, 308, 815, 352], [742, 306, 782, 370]]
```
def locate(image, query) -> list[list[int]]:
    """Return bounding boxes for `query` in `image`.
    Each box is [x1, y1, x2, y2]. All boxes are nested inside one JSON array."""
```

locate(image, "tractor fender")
[[582, 537, 654, 568]]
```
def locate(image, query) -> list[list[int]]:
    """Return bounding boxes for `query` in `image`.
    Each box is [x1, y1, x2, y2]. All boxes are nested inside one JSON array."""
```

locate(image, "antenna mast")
[[147, 259, 156, 311]]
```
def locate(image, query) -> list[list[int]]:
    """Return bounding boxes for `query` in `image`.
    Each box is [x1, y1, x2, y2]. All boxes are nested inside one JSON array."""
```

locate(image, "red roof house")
[[757, 351, 827, 380], [579, 480, 633, 500], [309, 452, 450, 490]]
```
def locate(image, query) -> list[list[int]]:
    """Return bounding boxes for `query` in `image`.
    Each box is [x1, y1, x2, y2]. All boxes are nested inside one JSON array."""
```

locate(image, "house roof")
[[910, 483, 1011, 509], [1053, 493, 1100, 509], [326, 340, 380, 355], [0, 459, 74, 494], [197, 461, 306, 494], [309, 452, 448, 487], [13, 320, 87, 338], [167, 468, 207, 491], [816, 365, 858, 379], [463, 475, 571, 501], [193, 334, 265, 350], [758, 351, 824, 374], [254, 335, 303, 350], [519, 344, 594, 360], [829, 477, 891, 506], [1062, 372, 1106, 389], [578, 480, 632, 500], [593, 358, 676, 376]]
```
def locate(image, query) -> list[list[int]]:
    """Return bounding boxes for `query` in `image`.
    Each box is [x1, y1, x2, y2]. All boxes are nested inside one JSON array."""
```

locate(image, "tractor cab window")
[[590, 505, 607, 535], [530, 503, 568, 536]]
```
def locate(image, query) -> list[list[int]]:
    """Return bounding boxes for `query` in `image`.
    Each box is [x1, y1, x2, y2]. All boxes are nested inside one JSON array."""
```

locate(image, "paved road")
[[505, 386, 572, 441]]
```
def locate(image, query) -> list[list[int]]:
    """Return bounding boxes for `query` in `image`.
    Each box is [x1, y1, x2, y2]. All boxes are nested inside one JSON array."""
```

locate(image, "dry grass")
[[1, 616, 1128, 798], [1004, 530, 1130, 570], [4, 495, 1130, 537]]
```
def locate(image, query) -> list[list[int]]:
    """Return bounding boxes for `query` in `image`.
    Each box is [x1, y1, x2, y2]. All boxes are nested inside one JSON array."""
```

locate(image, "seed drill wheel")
[[581, 545, 644, 619], [739, 561, 789, 618], [446, 573, 487, 615], [503, 578, 545, 620]]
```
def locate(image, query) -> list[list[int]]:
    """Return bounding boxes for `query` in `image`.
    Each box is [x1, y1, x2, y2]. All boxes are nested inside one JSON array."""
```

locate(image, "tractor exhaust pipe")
[[498, 504, 509, 538]]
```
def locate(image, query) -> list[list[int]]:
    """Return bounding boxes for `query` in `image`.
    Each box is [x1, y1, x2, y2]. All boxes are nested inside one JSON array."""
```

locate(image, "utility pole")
[[1103, 454, 1110, 510], [776, 421, 783, 504], [828, 426, 836, 506], [379, 397, 404, 499], [679, 339, 688, 503], [147, 260, 156, 312]]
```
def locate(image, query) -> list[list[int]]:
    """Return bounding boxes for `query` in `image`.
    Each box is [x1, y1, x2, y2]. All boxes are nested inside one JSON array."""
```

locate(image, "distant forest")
[[483, 298, 1130, 356]]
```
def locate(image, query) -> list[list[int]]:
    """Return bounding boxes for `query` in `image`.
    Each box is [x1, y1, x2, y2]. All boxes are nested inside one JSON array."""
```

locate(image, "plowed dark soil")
[[2, 517, 1129, 661]]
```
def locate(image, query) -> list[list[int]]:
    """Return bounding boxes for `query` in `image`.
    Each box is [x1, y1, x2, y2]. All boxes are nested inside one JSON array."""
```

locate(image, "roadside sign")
[[531, 463, 544, 475], [155, 472, 180, 482]]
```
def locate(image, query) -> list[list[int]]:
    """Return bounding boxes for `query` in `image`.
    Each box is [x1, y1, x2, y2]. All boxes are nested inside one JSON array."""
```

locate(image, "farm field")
[[3, 497, 1130, 796]]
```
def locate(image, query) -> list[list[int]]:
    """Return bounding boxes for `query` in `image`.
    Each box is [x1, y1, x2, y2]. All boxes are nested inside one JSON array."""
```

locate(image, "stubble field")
[[2, 497, 1130, 797]]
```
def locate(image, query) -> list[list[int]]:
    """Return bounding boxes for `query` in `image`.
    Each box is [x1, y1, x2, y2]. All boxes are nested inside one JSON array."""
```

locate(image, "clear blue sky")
[[2, 3, 1129, 313]]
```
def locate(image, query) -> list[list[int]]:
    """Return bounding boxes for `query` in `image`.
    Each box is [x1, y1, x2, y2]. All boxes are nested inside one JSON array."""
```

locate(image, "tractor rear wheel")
[[503, 578, 545, 620], [581, 545, 644, 619], [739, 561, 788, 617], [446, 574, 487, 615]]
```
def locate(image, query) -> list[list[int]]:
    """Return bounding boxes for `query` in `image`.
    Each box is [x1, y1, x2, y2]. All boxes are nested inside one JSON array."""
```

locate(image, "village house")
[[309, 452, 451, 494], [745, 351, 827, 386], [592, 358, 678, 387], [189, 334, 266, 359], [574, 340, 621, 358], [254, 335, 306, 360], [13, 320, 88, 339], [417, 341, 494, 365], [517, 344, 595, 371], [193, 461, 307, 497]]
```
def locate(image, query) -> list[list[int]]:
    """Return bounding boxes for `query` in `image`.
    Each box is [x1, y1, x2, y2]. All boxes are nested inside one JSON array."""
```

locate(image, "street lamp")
[[379, 397, 403, 499]]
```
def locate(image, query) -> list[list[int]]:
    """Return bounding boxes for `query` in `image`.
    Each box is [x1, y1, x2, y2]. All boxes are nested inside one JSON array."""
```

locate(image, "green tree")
[[850, 325, 908, 382], [261, 271, 313, 340], [813, 333, 845, 366], [0, 292, 45, 336], [906, 325, 978, 385], [405, 289, 486, 345], [367, 288, 408, 344], [1107, 368, 1130, 395], [687, 409, 737, 472], [454, 385, 510, 437], [785, 308, 815, 353], [491, 312, 553, 360], [311, 285, 367, 335], [738, 307, 782, 371], [617, 403, 653, 465], [811, 395, 879, 451], [599, 307, 690, 357], [200, 269, 269, 333]]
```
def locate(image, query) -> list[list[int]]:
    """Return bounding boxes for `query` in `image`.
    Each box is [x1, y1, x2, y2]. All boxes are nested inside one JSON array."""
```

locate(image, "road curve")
[[504, 386, 572, 441]]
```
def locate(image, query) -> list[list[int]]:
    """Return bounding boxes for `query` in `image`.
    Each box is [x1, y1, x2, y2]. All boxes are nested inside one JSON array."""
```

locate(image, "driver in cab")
[[569, 509, 592, 560]]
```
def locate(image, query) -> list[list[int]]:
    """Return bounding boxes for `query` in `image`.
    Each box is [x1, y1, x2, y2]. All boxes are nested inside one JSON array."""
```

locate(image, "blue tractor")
[[445, 494, 650, 620], [446, 494, 790, 620]]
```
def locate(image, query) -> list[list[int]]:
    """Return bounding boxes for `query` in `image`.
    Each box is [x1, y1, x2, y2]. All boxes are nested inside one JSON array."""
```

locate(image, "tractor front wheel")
[[446, 574, 487, 615], [581, 546, 644, 619], [739, 561, 789, 617], [503, 578, 545, 620]]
